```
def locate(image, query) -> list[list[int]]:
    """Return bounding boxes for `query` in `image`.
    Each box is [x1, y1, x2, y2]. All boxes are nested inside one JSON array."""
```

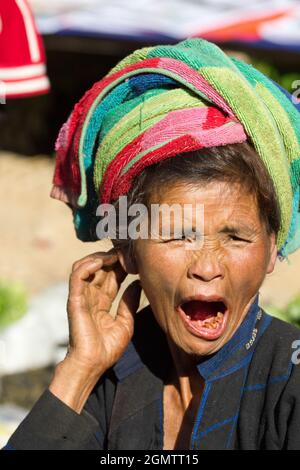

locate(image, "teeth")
[[203, 314, 224, 330], [185, 310, 225, 330]]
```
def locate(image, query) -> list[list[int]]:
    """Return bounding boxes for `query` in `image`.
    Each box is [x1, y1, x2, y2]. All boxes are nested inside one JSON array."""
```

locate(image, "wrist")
[[49, 357, 105, 414]]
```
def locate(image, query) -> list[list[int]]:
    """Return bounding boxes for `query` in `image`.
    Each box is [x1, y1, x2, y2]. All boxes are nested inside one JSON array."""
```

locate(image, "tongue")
[[182, 300, 224, 321]]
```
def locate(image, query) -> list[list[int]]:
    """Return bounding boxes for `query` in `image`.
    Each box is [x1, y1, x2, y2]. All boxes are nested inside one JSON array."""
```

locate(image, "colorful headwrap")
[[51, 38, 300, 258]]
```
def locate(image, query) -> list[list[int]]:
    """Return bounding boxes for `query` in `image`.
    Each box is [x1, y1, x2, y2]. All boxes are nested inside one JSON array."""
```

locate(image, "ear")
[[266, 232, 277, 275], [117, 246, 139, 275]]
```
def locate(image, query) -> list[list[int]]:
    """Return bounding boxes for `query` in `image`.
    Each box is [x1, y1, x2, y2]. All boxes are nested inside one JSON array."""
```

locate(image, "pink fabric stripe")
[[111, 123, 247, 201], [156, 58, 235, 118], [53, 56, 238, 205], [99, 107, 232, 202], [98, 107, 231, 203], [53, 58, 162, 198], [100, 119, 247, 203], [140, 107, 212, 149]]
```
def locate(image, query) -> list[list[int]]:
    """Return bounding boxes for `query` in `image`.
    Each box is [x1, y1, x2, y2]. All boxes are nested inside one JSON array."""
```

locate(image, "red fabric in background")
[[0, 0, 50, 98]]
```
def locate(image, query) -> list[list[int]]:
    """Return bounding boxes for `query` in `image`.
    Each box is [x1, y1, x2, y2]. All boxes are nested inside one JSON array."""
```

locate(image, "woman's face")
[[127, 181, 277, 357]]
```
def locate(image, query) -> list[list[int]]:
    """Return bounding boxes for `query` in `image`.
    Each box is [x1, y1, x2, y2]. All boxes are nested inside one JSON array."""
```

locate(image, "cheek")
[[226, 243, 269, 290], [136, 246, 185, 301]]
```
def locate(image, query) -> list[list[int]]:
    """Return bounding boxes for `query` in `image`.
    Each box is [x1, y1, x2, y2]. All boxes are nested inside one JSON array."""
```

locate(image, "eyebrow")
[[158, 223, 258, 238], [219, 224, 257, 236]]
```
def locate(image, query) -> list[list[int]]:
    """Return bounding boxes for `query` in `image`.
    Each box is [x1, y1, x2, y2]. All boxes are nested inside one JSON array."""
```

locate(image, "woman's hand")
[[49, 248, 141, 412], [66, 247, 141, 372]]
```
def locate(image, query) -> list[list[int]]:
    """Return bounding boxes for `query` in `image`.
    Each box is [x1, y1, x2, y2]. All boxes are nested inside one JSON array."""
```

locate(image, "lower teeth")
[[203, 311, 224, 330], [205, 322, 217, 329], [185, 311, 224, 330]]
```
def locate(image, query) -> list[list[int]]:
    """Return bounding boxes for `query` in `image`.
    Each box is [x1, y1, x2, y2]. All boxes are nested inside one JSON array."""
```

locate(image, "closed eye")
[[229, 234, 249, 242], [163, 233, 199, 242], [163, 235, 186, 242]]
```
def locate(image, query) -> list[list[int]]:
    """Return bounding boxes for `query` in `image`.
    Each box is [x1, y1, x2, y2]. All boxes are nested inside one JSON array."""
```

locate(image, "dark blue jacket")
[[4, 295, 300, 450]]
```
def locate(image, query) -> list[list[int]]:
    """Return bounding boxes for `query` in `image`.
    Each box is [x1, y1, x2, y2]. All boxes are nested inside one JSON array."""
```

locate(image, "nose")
[[187, 245, 224, 282]]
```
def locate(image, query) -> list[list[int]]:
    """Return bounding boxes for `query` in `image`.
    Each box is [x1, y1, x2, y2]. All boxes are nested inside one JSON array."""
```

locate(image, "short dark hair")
[[111, 141, 281, 252]]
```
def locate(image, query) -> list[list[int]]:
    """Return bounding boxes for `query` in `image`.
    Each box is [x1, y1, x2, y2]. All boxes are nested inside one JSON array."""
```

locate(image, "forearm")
[[4, 359, 107, 450]]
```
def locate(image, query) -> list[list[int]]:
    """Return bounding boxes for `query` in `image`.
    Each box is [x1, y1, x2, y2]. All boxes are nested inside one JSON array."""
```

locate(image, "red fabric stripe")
[[99, 107, 230, 203], [53, 57, 161, 198], [101, 135, 206, 203], [53, 57, 237, 204], [100, 117, 247, 204]]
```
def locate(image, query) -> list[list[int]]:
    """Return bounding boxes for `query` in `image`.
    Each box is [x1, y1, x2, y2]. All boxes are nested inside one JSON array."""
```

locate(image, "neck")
[[166, 337, 204, 410]]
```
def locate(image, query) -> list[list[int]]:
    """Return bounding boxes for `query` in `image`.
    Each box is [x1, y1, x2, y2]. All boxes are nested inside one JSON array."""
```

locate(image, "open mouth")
[[178, 299, 228, 340]]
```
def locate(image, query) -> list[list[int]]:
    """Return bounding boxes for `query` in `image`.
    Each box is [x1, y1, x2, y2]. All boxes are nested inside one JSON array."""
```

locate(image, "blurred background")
[[1, 0, 300, 445]]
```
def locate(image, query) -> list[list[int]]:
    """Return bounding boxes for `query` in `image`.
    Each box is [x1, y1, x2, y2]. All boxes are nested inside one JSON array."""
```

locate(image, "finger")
[[91, 266, 127, 296], [71, 251, 126, 288], [74, 250, 127, 288], [71, 250, 117, 272], [71, 248, 118, 272], [69, 258, 105, 298], [69, 257, 127, 301], [115, 280, 142, 330]]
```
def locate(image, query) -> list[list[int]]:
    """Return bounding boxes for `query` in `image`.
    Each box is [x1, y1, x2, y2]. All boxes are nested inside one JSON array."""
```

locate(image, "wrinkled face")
[[130, 181, 277, 357]]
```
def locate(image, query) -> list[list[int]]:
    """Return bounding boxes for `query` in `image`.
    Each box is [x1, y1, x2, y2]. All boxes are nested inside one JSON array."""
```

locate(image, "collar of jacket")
[[113, 293, 271, 382]]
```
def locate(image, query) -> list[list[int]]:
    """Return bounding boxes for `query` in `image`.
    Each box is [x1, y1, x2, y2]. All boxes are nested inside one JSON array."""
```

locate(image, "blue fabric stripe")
[[244, 359, 294, 392], [128, 73, 177, 95], [209, 309, 273, 381], [190, 381, 212, 449], [210, 351, 253, 382], [199, 415, 237, 439], [226, 363, 250, 448], [226, 414, 239, 449], [192, 312, 272, 448], [196, 295, 260, 379]]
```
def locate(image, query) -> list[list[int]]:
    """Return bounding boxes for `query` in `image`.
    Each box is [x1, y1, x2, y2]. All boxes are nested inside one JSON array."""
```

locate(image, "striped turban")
[[51, 38, 300, 258]]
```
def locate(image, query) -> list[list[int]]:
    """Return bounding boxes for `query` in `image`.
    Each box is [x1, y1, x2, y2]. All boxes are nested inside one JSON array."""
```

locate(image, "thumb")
[[115, 279, 142, 330]]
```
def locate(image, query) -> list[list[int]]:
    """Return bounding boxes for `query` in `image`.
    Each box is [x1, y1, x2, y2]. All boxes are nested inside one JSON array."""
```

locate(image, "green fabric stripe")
[[98, 88, 167, 143], [198, 65, 292, 250], [232, 57, 300, 148], [148, 39, 239, 72], [255, 83, 300, 180], [121, 139, 175, 174], [80, 65, 215, 162], [107, 47, 154, 76], [75, 38, 299, 254], [79, 66, 217, 205], [120, 120, 237, 175], [93, 88, 207, 189]]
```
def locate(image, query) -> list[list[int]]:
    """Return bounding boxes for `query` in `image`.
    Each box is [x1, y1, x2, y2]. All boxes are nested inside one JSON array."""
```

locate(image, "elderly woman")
[[5, 39, 300, 450]]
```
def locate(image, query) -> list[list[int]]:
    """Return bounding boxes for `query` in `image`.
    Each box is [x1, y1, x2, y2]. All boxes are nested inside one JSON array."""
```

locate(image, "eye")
[[164, 233, 202, 244], [229, 234, 248, 243], [163, 235, 186, 243], [163, 233, 198, 243]]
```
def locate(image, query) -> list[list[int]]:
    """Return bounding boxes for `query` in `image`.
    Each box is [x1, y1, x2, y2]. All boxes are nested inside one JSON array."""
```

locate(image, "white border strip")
[[0, 64, 46, 80], [3, 76, 50, 95], [15, 0, 41, 63]]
